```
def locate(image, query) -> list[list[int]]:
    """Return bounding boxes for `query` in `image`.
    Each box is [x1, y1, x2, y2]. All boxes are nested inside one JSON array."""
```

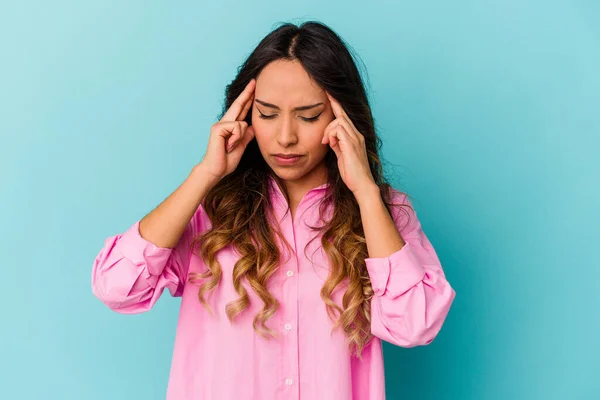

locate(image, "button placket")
[[281, 205, 301, 398]]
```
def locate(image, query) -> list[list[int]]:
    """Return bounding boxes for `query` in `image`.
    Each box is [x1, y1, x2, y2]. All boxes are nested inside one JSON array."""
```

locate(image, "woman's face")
[[252, 59, 333, 187]]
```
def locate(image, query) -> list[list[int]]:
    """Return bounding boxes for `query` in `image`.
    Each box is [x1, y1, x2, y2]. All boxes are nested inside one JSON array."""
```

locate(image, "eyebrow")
[[254, 99, 324, 111]]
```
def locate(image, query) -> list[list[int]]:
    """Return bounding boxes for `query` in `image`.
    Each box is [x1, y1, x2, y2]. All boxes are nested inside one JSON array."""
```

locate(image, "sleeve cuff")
[[365, 242, 426, 296]]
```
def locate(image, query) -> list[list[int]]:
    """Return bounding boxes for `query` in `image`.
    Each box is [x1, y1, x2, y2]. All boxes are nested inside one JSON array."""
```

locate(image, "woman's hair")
[[188, 20, 411, 358]]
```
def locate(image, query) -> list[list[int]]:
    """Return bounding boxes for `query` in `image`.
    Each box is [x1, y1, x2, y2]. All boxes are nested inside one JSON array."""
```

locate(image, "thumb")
[[330, 142, 341, 159], [241, 124, 255, 147], [228, 124, 255, 154]]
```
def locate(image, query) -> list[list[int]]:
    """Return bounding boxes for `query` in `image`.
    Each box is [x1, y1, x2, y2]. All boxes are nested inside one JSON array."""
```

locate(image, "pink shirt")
[[91, 176, 455, 399]]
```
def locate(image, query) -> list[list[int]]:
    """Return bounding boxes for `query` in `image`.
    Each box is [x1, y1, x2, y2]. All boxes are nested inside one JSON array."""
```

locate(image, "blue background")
[[1, 1, 598, 399]]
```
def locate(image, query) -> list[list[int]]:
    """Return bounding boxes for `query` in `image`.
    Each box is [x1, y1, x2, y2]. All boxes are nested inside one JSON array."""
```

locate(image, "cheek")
[[251, 123, 278, 159], [251, 118, 270, 143], [305, 124, 327, 149]]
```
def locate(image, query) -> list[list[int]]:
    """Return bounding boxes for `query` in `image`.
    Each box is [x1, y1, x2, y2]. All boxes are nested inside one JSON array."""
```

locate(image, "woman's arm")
[[91, 165, 215, 313], [357, 186, 456, 347]]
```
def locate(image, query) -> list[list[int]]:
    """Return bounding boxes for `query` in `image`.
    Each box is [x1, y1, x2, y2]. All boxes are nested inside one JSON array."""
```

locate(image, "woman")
[[92, 20, 456, 400]]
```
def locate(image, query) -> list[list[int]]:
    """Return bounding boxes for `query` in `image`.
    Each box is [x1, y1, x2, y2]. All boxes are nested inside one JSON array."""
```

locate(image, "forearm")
[[139, 164, 217, 249], [356, 186, 406, 258]]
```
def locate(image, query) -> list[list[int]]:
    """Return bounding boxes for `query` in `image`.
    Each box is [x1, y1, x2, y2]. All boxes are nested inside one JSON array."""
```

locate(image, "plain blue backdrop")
[[1, 1, 598, 399]]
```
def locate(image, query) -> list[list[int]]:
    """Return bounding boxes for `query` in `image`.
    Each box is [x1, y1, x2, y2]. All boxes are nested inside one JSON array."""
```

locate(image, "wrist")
[[355, 183, 381, 207], [189, 164, 220, 192]]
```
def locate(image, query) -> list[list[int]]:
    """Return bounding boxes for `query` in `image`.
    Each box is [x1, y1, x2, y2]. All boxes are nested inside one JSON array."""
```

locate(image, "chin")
[[269, 165, 307, 181]]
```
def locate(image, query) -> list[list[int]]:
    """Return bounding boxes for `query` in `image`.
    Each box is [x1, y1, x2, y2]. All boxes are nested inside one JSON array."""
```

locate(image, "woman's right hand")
[[198, 78, 256, 184]]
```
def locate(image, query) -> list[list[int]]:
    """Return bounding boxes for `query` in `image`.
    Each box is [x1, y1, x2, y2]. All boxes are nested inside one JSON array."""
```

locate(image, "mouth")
[[274, 153, 303, 159], [272, 153, 304, 166]]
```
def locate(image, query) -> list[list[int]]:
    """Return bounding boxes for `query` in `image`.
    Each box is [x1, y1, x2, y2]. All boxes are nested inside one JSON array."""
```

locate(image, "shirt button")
[[284, 323, 292, 331], [286, 270, 294, 277], [285, 378, 293, 385]]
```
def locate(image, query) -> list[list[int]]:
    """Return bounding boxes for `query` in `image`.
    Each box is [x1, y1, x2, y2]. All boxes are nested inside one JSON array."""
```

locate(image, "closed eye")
[[257, 110, 322, 123]]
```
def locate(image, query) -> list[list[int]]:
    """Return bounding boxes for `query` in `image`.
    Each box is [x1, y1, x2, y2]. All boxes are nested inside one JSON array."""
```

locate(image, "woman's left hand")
[[322, 91, 377, 200]]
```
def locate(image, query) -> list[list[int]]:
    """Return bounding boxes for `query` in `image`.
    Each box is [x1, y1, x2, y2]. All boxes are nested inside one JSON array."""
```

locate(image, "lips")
[[273, 154, 304, 166], [274, 154, 302, 158]]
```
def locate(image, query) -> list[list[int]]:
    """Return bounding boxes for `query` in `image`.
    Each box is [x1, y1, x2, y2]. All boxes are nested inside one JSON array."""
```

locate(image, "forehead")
[[255, 60, 323, 104]]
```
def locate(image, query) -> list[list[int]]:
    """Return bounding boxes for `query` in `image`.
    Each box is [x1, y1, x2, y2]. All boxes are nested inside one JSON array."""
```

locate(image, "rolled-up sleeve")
[[91, 204, 206, 314], [366, 192, 456, 348]]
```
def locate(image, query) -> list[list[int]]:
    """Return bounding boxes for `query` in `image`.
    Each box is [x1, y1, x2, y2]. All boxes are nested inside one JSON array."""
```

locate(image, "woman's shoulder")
[[189, 201, 213, 238], [384, 185, 419, 233], [386, 185, 412, 207]]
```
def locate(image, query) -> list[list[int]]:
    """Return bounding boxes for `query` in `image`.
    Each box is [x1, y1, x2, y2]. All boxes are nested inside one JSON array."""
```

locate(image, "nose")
[[276, 115, 298, 147]]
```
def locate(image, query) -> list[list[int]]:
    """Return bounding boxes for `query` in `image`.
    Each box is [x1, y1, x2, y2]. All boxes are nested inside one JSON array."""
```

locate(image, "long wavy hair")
[[188, 21, 412, 357]]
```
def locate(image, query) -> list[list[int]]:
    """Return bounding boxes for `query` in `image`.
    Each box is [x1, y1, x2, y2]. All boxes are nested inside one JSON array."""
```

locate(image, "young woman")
[[92, 21, 456, 400]]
